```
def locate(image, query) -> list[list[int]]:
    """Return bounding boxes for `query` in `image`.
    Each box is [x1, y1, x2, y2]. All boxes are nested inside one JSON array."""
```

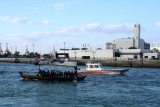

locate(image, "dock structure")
[[0, 57, 160, 68]]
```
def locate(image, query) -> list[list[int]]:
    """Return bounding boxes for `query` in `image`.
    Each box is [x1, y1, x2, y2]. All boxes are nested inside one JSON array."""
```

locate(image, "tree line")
[[0, 51, 53, 59]]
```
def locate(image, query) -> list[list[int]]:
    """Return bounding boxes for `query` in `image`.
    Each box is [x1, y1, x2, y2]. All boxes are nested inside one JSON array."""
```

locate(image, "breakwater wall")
[[0, 58, 160, 68], [72, 59, 160, 68], [0, 58, 37, 63]]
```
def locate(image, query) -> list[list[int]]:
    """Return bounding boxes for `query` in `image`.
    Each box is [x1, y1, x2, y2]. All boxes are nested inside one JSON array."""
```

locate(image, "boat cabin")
[[86, 63, 103, 71]]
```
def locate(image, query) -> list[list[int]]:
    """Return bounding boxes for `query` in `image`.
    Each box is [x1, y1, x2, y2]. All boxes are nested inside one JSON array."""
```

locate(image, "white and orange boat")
[[78, 63, 129, 74]]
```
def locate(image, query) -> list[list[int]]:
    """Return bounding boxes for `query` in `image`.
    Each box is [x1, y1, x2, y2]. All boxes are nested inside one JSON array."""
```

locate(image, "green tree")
[[4, 52, 12, 58], [14, 51, 20, 58], [28, 52, 35, 58], [35, 52, 40, 58]]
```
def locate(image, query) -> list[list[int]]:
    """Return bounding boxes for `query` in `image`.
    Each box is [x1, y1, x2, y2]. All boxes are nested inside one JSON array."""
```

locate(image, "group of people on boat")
[[37, 66, 78, 79]]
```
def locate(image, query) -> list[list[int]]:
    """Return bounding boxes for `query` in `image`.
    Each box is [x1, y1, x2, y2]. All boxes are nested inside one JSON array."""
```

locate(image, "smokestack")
[[134, 24, 140, 49]]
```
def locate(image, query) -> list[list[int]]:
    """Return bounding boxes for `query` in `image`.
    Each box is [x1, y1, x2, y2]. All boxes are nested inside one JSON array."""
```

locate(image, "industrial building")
[[106, 24, 150, 50], [56, 48, 159, 61], [106, 42, 116, 49], [56, 24, 159, 61], [118, 49, 159, 60], [150, 45, 160, 52], [56, 49, 119, 60]]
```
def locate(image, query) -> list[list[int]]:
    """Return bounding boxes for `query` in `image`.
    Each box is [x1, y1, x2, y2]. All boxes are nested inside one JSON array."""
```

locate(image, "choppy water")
[[0, 62, 160, 107]]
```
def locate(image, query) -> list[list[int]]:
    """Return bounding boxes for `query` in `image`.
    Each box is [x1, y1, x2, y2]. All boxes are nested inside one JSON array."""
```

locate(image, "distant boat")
[[35, 60, 77, 67], [53, 61, 77, 67], [78, 63, 129, 74]]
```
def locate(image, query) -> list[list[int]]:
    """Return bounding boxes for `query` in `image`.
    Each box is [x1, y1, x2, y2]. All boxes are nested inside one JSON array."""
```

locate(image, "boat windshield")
[[94, 65, 99, 68], [90, 65, 94, 68], [99, 64, 103, 68]]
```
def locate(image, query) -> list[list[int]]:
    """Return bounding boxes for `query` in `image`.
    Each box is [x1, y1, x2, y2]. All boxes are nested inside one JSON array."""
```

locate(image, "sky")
[[0, 0, 160, 54]]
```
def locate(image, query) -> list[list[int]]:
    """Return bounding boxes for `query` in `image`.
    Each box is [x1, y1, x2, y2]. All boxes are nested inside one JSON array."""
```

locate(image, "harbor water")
[[0, 62, 160, 107]]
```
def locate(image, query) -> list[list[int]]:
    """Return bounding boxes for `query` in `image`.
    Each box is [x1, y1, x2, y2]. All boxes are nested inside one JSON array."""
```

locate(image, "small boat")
[[78, 63, 129, 74], [35, 60, 77, 67], [53, 61, 77, 67], [19, 72, 86, 81]]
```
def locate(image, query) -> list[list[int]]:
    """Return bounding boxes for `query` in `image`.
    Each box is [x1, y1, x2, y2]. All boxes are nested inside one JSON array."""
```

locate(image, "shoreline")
[[0, 58, 160, 68]]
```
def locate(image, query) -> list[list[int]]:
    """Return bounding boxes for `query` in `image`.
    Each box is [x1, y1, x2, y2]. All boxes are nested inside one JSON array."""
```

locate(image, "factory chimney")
[[134, 24, 140, 49]]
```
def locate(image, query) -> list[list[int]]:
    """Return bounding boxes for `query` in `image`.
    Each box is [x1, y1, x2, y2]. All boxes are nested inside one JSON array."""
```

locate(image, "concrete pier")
[[72, 59, 160, 68], [0, 58, 160, 68], [0, 58, 37, 63]]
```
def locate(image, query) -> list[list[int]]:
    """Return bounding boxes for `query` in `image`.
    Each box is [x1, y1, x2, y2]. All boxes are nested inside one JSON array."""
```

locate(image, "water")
[[0, 62, 160, 107]]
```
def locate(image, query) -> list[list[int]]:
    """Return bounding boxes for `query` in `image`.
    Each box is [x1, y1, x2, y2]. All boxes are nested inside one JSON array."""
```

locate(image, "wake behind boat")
[[78, 63, 129, 74]]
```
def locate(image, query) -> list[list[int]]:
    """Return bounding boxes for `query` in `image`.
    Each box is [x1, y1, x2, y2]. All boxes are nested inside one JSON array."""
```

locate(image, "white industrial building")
[[118, 49, 159, 60], [107, 24, 150, 50], [56, 24, 159, 60], [143, 53, 159, 59], [56, 48, 159, 60], [56, 49, 119, 60], [150, 45, 160, 52], [118, 49, 142, 60], [116, 37, 135, 49]]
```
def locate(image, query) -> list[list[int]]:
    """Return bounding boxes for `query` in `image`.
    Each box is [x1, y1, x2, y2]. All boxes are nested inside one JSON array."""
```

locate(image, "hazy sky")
[[0, 0, 160, 54]]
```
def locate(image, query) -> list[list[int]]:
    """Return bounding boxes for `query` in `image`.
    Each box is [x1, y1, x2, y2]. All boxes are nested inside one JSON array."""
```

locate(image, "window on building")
[[152, 56, 155, 58], [145, 56, 148, 58], [82, 56, 90, 59], [115, 52, 120, 57], [134, 55, 137, 59]]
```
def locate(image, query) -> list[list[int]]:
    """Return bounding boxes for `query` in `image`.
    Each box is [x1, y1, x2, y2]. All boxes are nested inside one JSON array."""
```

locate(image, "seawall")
[[0, 58, 160, 68], [72, 59, 160, 68], [0, 58, 37, 63]]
